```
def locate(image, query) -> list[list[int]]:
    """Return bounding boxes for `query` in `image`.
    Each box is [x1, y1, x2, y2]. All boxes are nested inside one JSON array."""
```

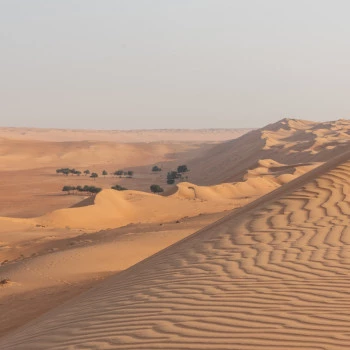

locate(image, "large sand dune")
[[189, 118, 350, 185], [2, 148, 350, 349]]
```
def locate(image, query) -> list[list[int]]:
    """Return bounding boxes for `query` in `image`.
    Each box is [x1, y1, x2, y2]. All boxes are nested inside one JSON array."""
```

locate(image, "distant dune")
[[1, 148, 350, 349], [0, 127, 252, 143], [188, 118, 350, 185]]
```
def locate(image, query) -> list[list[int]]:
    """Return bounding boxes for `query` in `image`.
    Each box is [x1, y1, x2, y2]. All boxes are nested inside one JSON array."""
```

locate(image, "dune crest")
[[189, 118, 350, 185], [0, 159, 312, 231]]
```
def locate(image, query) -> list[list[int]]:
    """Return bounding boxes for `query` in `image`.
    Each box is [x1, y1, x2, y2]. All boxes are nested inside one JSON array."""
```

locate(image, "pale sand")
[[189, 118, 350, 185], [0, 157, 315, 339], [1, 147, 350, 349]]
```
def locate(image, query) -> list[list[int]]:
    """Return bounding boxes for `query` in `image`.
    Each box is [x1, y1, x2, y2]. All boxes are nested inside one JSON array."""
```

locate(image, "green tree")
[[177, 165, 189, 173], [150, 184, 164, 193], [90, 172, 98, 180], [111, 184, 127, 191], [84, 170, 90, 176], [102, 170, 108, 177], [114, 170, 124, 176], [127, 170, 134, 177], [62, 185, 75, 195]]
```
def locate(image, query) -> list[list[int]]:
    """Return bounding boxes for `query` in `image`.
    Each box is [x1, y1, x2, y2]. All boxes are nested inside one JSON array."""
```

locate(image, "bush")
[[0, 278, 10, 286], [177, 165, 189, 173], [150, 184, 164, 193], [56, 168, 82, 176], [62, 185, 76, 194], [111, 184, 127, 191]]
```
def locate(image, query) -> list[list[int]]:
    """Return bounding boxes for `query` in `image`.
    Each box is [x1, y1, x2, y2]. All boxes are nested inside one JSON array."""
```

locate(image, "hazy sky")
[[1, 1, 350, 129]]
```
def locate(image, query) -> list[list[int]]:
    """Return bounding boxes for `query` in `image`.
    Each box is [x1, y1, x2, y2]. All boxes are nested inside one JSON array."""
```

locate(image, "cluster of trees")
[[113, 170, 134, 177], [167, 165, 189, 184], [111, 184, 127, 191], [57, 168, 136, 180], [56, 168, 82, 176], [62, 185, 102, 195]]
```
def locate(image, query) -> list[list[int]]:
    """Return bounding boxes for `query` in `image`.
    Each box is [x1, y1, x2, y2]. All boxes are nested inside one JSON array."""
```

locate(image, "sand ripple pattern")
[[2, 152, 350, 349]]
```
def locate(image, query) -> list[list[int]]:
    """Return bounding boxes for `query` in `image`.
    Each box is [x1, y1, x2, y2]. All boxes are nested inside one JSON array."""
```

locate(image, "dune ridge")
[[189, 118, 350, 185], [2, 149, 350, 349], [0, 159, 314, 231]]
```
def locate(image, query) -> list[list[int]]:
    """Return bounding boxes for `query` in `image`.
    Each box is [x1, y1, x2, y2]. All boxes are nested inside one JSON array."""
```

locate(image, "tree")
[[84, 170, 90, 176], [127, 170, 134, 177], [111, 184, 127, 191], [102, 170, 108, 177], [167, 171, 179, 185], [177, 165, 189, 173], [81, 185, 101, 195], [62, 185, 75, 195], [75, 170, 82, 176], [90, 172, 98, 180], [150, 184, 164, 193], [152, 165, 162, 172], [114, 170, 124, 176]]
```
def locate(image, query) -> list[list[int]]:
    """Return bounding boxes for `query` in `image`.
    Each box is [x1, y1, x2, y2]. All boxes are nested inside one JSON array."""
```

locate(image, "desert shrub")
[[150, 184, 164, 193], [177, 165, 189, 173], [111, 184, 127, 191]]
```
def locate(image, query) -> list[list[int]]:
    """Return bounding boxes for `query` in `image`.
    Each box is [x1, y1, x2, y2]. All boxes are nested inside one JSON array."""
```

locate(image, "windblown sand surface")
[[1, 148, 350, 349], [189, 118, 350, 185]]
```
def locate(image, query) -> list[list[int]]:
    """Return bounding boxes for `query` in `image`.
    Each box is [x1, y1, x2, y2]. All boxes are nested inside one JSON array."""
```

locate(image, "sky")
[[1, 0, 350, 129]]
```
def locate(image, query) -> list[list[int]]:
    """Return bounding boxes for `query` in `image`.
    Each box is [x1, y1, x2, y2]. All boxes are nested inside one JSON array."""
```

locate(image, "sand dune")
[[2, 147, 350, 349], [1, 159, 314, 231], [189, 118, 350, 185], [0, 138, 201, 171]]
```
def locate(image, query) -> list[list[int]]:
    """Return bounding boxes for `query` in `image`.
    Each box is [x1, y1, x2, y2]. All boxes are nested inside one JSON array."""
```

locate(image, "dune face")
[[188, 118, 350, 185], [2, 150, 350, 349]]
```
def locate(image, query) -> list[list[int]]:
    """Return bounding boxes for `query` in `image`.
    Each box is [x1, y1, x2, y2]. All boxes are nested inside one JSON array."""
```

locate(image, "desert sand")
[[1, 146, 350, 349], [1, 119, 350, 349], [189, 118, 350, 184]]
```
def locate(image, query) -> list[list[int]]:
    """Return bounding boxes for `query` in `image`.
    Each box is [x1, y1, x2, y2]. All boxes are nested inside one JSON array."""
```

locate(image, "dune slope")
[[1, 149, 350, 349], [188, 118, 350, 185]]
